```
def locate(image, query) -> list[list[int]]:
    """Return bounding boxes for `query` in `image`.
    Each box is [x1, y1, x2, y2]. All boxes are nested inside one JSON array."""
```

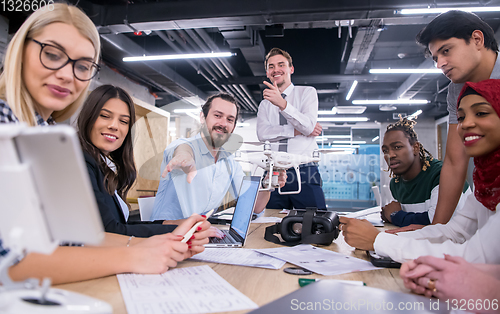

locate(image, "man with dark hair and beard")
[[151, 92, 286, 220]]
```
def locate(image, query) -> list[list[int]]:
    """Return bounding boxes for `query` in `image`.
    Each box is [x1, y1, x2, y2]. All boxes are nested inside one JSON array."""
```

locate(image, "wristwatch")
[[389, 210, 400, 222], [261, 177, 269, 189]]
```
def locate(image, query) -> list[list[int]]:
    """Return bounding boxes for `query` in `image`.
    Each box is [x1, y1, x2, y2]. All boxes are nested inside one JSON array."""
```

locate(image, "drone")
[[234, 141, 321, 195]]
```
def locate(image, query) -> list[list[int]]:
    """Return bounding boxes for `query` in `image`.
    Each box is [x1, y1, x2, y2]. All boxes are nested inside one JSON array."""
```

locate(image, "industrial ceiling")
[[3, 0, 500, 124]]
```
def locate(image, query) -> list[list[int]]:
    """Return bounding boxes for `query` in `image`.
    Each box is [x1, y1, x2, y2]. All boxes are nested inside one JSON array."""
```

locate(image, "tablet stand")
[[0, 124, 111, 313]]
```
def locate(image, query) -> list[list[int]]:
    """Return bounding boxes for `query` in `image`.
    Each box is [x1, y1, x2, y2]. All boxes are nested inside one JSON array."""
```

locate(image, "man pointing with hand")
[[151, 93, 286, 221], [257, 48, 326, 210]]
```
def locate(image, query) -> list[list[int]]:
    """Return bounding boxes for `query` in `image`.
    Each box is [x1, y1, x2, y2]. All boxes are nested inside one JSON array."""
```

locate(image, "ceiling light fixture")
[[173, 109, 200, 114], [325, 135, 352, 139], [173, 108, 200, 121], [329, 144, 361, 148], [319, 149, 356, 155], [123, 52, 235, 62], [318, 110, 337, 115], [317, 117, 369, 122], [333, 140, 367, 144], [372, 136, 380, 142], [369, 69, 442, 74], [316, 89, 341, 94], [400, 7, 500, 14], [408, 109, 423, 120], [345, 80, 358, 100], [315, 135, 352, 140], [353, 99, 428, 105], [379, 104, 397, 111], [319, 106, 367, 115]]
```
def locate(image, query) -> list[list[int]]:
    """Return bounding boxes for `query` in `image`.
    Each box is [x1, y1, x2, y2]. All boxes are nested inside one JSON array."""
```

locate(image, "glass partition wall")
[[317, 126, 380, 211]]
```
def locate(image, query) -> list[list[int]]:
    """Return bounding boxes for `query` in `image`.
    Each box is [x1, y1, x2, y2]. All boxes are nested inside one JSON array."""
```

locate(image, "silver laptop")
[[205, 176, 260, 247], [249, 280, 449, 314]]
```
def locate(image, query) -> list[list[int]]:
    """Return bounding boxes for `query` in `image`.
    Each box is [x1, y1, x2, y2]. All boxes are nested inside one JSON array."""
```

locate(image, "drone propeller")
[[236, 150, 264, 153], [239, 141, 287, 146], [316, 149, 346, 154]]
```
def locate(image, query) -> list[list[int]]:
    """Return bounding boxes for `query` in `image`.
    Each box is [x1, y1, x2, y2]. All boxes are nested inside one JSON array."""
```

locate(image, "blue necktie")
[[279, 93, 287, 152]]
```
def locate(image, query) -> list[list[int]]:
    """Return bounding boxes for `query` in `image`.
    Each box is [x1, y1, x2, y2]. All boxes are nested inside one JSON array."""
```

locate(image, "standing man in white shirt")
[[257, 48, 326, 209]]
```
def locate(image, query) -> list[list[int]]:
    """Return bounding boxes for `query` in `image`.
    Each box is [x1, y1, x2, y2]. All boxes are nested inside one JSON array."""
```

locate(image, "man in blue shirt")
[[151, 93, 285, 220]]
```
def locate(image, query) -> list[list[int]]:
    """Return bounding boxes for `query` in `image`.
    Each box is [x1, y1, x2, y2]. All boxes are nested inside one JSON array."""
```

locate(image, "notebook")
[[205, 176, 260, 248]]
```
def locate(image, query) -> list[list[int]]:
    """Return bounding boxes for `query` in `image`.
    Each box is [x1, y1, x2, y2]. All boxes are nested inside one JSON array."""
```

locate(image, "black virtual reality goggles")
[[265, 208, 340, 246]]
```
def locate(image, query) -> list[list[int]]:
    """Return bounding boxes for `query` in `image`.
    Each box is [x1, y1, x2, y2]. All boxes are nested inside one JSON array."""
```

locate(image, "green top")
[[390, 158, 442, 204]]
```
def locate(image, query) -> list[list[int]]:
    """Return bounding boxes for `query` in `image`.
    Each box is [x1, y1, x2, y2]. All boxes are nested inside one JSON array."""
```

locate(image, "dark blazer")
[[84, 152, 176, 237]]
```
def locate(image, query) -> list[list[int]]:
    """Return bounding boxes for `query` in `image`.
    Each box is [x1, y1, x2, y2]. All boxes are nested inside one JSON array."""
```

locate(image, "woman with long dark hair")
[[77, 84, 211, 237]]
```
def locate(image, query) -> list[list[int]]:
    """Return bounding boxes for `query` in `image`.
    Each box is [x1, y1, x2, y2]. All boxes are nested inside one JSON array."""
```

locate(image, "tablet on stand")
[[0, 124, 111, 314]]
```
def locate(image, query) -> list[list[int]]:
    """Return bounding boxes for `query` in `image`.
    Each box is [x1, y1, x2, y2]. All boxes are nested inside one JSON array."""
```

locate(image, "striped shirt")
[[0, 99, 55, 125]]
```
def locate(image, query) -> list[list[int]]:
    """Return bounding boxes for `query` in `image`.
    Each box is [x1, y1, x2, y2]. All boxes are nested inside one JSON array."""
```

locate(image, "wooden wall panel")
[[128, 101, 170, 199]]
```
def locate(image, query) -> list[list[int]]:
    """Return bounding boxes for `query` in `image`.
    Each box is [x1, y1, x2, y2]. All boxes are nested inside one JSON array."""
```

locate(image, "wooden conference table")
[[55, 209, 408, 314]]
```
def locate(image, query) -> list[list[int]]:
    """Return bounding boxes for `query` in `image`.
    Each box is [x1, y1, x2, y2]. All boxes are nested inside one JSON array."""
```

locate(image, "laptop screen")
[[230, 176, 260, 239]]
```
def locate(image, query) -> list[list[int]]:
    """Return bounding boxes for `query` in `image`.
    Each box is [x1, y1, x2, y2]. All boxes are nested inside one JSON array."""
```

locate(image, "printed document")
[[346, 206, 384, 227], [251, 216, 282, 224], [256, 244, 379, 276], [190, 248, 286, 269], [117, 265, 257, 314], [345, 206, 381, 218]]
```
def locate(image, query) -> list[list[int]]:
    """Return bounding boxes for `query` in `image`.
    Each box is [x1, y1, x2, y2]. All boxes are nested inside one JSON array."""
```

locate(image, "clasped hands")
[[400, 255, 500, 302]]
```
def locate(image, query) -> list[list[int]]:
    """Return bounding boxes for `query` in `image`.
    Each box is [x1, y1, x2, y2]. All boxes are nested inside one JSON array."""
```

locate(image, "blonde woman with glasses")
[[0, 3, 210, 285]]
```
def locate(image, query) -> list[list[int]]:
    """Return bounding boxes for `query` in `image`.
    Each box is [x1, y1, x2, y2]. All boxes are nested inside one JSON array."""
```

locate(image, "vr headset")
[[265, 208, 340, 246]]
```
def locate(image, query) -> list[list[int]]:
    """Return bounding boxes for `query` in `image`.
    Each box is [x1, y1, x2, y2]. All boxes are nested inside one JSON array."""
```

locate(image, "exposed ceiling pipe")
[[159, 30, 248, 108], [163, 30, 220, 81], [194, 28, 259, 110], [174, 29, 226, 80], [231, 84, 256, 111], [390, 58, 434, 99], [194, 29, 235, 77], [100, 34, 206, 100], [184, 29, 231, 79], [236, 84, 258, 110], [199, 70, 225, 93], [182, 29, 255, 110], [233, 84, 258, 111], [221, 84, 252, 111], [176, 29, 258, 111], [239, 84, 259, 111], [155, 30, 225, 96], [220, 85, 248, 109], [229, 85, 254, 111], [227, 85, 248, 106]]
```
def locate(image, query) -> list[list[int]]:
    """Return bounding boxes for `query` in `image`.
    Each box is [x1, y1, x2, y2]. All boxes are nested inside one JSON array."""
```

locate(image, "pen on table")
[[181, 209, 215, 243], [298, 278, 366, 287]]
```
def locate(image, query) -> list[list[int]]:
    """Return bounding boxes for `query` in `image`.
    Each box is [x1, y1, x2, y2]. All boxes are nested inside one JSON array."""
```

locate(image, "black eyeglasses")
[[30, 39, 100, 81]]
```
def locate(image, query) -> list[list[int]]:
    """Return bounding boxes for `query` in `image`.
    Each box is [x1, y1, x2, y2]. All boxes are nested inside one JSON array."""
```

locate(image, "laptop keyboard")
[[209, 231, 238, 244]]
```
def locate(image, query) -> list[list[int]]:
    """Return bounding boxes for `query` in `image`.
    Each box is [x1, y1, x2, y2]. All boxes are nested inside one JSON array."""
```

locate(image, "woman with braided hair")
[[380, 117, 469, 227]]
